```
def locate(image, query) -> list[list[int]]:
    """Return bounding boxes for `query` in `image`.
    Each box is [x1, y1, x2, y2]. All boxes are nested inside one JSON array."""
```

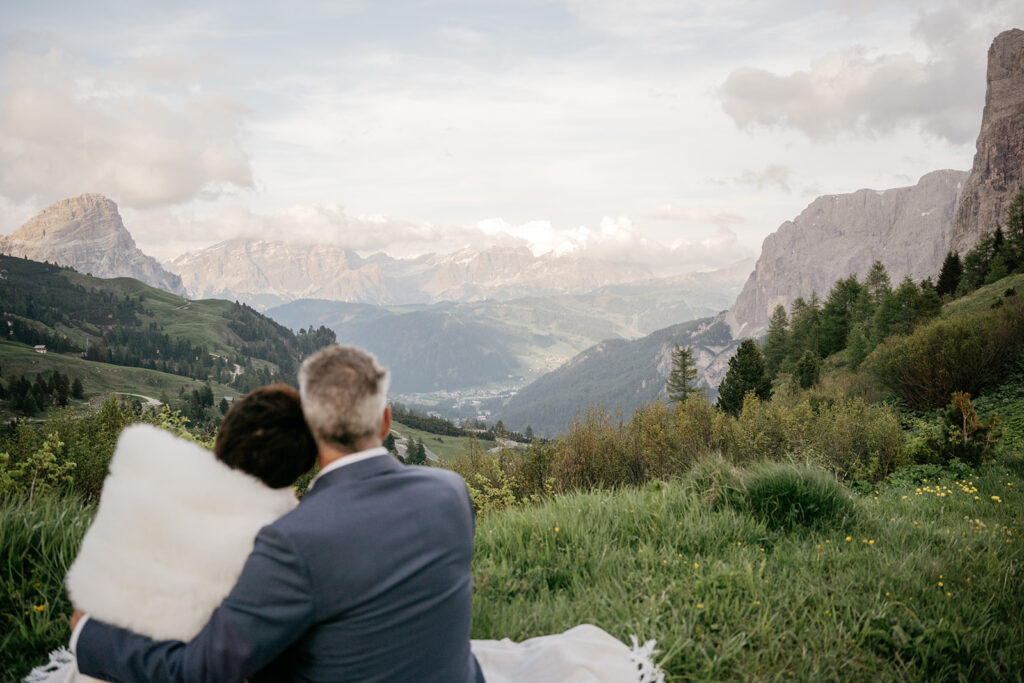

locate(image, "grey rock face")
[[951, 28, 1024, 253], [726, 170, 966, 338], [0, 194, 185, 295]]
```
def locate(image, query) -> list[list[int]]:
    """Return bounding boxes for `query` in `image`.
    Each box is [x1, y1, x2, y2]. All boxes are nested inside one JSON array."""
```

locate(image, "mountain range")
[[1, 29, 1021, 437]]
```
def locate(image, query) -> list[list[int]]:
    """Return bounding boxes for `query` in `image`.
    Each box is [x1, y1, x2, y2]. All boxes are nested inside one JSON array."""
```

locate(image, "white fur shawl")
[[65, 424, 297, 642]]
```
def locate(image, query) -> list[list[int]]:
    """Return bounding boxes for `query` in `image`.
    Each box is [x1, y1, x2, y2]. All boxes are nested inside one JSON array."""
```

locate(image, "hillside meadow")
[[3, 456, 1022, 680]]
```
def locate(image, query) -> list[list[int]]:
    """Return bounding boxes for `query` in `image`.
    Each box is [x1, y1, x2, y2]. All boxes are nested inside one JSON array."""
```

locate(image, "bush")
[[549, 406, 640, 491], [741, 463, 857, 532], [864, 298, 1024, 409], [809, 397, 906, 480]]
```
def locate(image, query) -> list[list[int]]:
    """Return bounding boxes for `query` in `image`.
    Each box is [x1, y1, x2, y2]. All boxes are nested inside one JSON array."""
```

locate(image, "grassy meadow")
[[4, 456, 1022, 681], [471, 459, 1024, 680]]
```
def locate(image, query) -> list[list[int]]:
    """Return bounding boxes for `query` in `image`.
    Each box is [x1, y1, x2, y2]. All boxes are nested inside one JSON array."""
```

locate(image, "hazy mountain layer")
[[169, 240, 660, 308], [266, 262, 751, 393], [0, 194, 185, 296]]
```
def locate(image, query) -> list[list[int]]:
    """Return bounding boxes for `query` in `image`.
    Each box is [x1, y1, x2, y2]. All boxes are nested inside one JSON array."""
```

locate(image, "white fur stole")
[[65, 424, 297, 642]]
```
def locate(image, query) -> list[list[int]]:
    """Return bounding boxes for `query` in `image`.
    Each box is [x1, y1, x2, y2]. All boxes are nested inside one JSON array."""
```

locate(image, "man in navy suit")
[[71, 345, 485, 682]]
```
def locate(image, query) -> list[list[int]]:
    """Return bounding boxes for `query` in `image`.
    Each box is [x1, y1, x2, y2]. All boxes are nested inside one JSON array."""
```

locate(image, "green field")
[[390, 420, 499, 462], [471, 460, 1024, 680], [4, 458, 1022, 680]]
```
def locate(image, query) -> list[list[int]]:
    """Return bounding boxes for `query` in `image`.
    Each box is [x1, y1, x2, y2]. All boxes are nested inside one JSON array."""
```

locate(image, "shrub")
[[549, 406, 640, 490], [808, 397, 905, 480], [741, 463, 857, 532], [864, 298, 1024, 409], [727, 394, 813, 465]]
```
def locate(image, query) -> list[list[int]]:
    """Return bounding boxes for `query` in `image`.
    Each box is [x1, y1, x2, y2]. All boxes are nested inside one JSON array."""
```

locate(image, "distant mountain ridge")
[[265, 262, 751, 393], [167, 239, 659, 308], [0, 194, 185, 296]]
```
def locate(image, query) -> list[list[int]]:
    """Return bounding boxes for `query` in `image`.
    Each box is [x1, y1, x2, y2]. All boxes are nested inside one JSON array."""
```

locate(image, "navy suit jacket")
[[76, 454, 485, 683]]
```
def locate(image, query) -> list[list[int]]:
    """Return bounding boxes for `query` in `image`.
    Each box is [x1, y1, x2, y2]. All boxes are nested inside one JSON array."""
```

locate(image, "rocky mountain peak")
[[951, 28, 1024, 253], [725, 169, 966, 338], [0, 194, 185, 295]]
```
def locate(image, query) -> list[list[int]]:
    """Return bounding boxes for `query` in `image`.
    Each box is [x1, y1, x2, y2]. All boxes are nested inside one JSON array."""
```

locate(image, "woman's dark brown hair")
[[214, 384, 317, 489]]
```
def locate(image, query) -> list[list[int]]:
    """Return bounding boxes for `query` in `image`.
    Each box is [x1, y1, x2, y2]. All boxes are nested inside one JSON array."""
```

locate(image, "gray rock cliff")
[[726, 169, 966, 338], [0, 194, 185, 295], [951, 28, 1024, 253]]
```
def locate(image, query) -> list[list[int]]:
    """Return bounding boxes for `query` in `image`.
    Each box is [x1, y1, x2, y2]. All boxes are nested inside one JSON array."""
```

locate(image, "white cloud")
[[0, 49, 253, 209], [129, 202, 751, 274], [718, 165, 794, 192], [718, 1, 1024, 143]]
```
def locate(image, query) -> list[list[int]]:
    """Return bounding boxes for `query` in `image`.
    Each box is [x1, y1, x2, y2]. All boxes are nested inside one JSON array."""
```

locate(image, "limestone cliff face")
[[0, 194, 185, 295], [725, 170, 966, 338], [951, 28, 1024, 253]]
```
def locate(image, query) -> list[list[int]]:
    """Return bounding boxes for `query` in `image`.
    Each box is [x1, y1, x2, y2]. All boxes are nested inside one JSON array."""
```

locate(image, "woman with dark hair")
[[26, 386, 318, 683]]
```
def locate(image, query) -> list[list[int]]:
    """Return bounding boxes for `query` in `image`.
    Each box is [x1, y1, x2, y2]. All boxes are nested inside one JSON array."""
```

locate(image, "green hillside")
[[390, 420, 499, 462], [0, 254, 312, 418], [497, 317, 733, 437]]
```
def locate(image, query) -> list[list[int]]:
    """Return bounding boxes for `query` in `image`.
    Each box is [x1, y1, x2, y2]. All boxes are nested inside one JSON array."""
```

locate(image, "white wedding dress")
[[27, 425, 663, 683]]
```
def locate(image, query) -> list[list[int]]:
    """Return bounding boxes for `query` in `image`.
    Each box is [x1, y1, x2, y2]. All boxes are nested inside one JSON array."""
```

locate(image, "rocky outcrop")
[[726, 170, 966, 338], [951, 28, 1024, 253], [0, 194, 185, 295]]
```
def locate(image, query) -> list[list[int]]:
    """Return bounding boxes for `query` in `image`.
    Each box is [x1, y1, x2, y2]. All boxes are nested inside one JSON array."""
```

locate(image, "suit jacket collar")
[[305, 453, 404, 495]]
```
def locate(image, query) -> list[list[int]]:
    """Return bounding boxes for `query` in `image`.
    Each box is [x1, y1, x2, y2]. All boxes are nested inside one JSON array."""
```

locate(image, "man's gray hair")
[[298, 345, 390, 449]]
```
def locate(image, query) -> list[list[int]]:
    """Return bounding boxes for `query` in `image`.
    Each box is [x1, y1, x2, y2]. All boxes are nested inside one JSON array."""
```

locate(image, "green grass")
[[472, 460, 1024, 680], [5, 460, 1022, 681], [390, 421, 499, 462], [1, 496, 93, 679], [941, 272, 1024, 319]]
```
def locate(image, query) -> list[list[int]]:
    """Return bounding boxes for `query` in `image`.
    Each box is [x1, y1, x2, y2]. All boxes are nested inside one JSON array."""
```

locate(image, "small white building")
[[34, 345, 47, 354]]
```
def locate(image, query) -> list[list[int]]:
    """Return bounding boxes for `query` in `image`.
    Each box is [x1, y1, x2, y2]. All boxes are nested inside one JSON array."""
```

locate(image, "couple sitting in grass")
[[28, 345, 662, 683]]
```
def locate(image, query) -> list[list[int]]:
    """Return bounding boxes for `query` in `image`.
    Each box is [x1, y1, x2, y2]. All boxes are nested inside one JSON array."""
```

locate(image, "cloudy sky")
[[2, 0, 1022, 273]]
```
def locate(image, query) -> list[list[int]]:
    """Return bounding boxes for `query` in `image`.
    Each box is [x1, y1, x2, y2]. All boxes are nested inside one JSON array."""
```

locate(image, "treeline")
[[1, 370, 84, 416], [392, 404, 533, 444]]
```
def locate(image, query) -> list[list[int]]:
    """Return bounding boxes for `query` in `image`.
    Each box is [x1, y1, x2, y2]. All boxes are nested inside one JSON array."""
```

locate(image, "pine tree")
[[845, 324, 871, 369], [71, 377, 84, 399], [524, 425, 534, 441], [665, 344, 698, 403], [794, 350, 821, 389], [865, 261, 892, 304], [936, 251, 963, 297], [406, 439, 427, 465], [383, 432, 397, 454], [762, 305, 790, 377], [716, 340, 772, 416], [819, 276, 866, 357], [788, 293, 821, 363]]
